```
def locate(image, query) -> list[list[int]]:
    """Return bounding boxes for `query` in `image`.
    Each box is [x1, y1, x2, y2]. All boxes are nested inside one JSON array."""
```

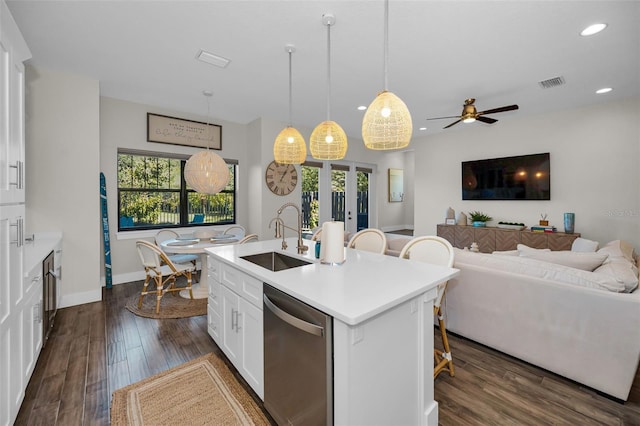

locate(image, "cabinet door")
[[220, 285, 240, 364], [22, 278, 42, 384], [0, 205, 25, 310], [0, 41, 26, 204], [207, 301, 221, 344], [238, 298, 264, 399]]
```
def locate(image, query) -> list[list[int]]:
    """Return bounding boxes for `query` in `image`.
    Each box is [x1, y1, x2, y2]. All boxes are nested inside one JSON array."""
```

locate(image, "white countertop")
[[23, 232, 62, 276], [206, 238, 459, 325]]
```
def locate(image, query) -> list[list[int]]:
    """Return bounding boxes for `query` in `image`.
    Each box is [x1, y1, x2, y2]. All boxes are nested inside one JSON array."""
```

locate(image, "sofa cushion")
[[453, 248, 626, 292], [518, 250, 609, 271], [593, 258, 639, 293], [516, 244, 551, 253], [571, 237, 599, 252]]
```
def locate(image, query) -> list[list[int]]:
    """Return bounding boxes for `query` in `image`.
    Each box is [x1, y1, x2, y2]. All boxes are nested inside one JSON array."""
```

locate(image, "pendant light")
[[184, 91, 230, 195], [310, 13, 347, 160], [273, 45, 307, 164], [362, 0, 412, 150]]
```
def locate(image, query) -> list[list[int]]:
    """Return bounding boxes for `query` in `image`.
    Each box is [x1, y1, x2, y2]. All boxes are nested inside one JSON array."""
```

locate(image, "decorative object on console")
[[497, 222, 526, 230], [469, 211, 492, 227], [445, 207, 455, 224], [564, 212, 575, 234], [470, 242, 480, 253], [540, 213, 549, 226], [457, 212, 467, 226]]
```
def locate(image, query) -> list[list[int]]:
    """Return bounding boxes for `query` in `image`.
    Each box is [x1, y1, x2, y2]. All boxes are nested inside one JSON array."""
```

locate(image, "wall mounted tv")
[[462, 153, 550, 200]]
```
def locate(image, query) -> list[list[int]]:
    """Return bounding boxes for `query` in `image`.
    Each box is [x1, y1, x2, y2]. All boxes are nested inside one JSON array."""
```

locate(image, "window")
[[117, 150, 236, 230]]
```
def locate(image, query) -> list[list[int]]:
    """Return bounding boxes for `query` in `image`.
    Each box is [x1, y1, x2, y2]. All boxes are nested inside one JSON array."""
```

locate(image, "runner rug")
[[110, 353, 271, 425]]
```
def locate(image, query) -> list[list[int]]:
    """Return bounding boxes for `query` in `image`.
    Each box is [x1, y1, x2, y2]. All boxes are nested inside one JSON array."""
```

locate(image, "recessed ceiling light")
[[196, 49, 231, 68], [580, 23, 607, 36], [419, 127, 427, 131], [596, 87, 613, 94], [357, 105, 367, 111]]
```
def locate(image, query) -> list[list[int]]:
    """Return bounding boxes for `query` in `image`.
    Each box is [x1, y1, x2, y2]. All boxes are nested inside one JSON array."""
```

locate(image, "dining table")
[[160, 234, 239, 298]]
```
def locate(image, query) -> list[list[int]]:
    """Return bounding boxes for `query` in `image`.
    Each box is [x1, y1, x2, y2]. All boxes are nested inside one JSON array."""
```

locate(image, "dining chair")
[[155, 229, 199, 282], [223, 225, 245, 238], [136, 240, 195, 313], [399, 235, 455, 379], [347, 228, 387, 254], [237, 234, 258, 244]]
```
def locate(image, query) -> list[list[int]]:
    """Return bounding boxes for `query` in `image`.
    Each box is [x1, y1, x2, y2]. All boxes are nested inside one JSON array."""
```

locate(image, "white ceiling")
[[7, 1, 640, 141]]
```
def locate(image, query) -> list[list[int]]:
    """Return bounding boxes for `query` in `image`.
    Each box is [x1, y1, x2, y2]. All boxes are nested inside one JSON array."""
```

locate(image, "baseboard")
[[59, 288, 102, 308], [380, 225, 414, 233]]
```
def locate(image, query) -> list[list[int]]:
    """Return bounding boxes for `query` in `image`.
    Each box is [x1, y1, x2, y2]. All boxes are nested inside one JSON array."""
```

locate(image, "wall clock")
[[265, 160, 298, 196]]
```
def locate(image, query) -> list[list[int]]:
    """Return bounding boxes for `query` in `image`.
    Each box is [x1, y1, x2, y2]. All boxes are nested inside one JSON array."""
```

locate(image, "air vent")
[[538, 76, 566, 89]]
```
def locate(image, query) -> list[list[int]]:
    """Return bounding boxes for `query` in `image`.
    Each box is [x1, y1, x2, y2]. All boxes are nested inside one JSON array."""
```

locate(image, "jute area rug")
[[125, 292, 207, 319], [111, 353, 271, 426]]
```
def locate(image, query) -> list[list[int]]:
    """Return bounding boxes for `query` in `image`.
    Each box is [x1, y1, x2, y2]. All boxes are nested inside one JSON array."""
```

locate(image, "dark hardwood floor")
[[15, 280, 640, 425]]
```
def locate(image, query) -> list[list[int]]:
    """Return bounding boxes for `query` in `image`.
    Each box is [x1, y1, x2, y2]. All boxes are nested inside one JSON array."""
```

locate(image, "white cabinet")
[[21, 265, 42, 387], [0, 1, 30, 205], [207, 256, 264, 399]]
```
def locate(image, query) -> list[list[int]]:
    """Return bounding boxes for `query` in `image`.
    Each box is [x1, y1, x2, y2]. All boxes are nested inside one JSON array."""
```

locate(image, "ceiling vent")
[[196, 49, 230, 68], [538, 76, 565, 89]]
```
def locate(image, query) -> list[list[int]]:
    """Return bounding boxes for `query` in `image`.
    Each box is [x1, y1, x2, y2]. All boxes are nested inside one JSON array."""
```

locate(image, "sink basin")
[[241, 251, 312, 272]]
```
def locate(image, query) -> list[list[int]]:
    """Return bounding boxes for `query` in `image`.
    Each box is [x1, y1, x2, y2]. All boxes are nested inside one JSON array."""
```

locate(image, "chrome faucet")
[[271, 202, 309, 254]]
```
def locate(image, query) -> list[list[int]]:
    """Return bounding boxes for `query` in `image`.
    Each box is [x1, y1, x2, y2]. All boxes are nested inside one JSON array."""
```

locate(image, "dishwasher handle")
[[264, 294, 324, 337]]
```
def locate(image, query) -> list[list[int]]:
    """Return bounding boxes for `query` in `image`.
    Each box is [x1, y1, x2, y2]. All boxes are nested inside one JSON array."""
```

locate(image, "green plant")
[[469, 211, 493, 222]]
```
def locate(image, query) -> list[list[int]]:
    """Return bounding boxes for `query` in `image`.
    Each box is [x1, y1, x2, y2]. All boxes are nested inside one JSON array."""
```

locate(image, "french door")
[[301, 161, 375, 235]]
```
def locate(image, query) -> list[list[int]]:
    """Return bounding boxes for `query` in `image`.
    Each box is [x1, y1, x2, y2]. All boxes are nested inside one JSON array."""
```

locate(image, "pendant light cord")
[[383, 0, 389, 91], [326, 20, 332, 121], [288, 49, 293, 126]]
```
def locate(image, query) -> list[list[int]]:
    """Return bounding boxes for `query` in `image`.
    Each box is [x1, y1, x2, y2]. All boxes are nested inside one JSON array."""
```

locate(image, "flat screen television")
[[462, 153, 550, 200]]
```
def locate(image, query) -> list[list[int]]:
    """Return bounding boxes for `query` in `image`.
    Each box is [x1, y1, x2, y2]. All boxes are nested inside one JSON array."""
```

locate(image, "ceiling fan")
[[426, 98, 519, 129]]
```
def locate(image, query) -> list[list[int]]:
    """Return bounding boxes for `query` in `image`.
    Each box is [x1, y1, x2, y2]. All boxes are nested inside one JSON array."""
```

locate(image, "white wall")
[[25, 66, 101, 307], [413, 96, 640, 249]]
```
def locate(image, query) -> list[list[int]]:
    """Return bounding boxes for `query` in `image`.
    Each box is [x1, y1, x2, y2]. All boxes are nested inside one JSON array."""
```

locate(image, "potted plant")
[[469, 211, 493, 227]]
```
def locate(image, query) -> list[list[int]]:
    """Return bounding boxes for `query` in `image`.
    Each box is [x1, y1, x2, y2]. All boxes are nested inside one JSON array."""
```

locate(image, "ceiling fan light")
[[184, 150, 230, 195], [274, 126, 307, 164], [463, 116, 476, 124], [310, 120, 348, 160], [362, 91, 413, 150]]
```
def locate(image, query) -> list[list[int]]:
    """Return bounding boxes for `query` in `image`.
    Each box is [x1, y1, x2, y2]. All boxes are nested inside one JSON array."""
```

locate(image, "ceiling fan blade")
[[443, 119, 462, 129], [478, 104, 519, 115], [476, 116, 498, 124], [426, 115, 460, 121]]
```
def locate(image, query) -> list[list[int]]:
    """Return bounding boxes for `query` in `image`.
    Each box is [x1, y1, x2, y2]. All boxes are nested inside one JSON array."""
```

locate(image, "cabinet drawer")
[[208, 278, 221, 314], [207, 256, 220, 282], [207, 303, 221, 344], [220, 264, 263, 309]]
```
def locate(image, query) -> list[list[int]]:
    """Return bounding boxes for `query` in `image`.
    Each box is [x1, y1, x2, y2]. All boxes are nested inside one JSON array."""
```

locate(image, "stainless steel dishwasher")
[[263, 284, 333, 425]]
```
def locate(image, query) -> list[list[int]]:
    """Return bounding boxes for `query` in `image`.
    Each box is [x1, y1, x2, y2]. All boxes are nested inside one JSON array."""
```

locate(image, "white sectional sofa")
[[444, 240, 640, 401]]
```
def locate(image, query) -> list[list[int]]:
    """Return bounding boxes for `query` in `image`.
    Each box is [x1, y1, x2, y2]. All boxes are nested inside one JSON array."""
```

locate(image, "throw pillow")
[[598, 240, 636, 264], [518, 250, 609, 271], [571, 237, 599, 252], [516, 244, 551, 253]]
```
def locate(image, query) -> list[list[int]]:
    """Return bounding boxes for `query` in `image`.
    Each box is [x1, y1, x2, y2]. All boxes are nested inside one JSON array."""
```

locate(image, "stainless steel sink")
[[241, 251, 312, 272]]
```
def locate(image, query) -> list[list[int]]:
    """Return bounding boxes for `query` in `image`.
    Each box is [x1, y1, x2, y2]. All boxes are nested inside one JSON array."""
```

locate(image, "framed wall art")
[[147, 113, 222, 150]]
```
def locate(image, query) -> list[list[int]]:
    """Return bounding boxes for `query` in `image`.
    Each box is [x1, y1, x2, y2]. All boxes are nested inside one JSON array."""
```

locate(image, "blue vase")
[[564, 213, 575, 234], [472, 221, 486, 227]]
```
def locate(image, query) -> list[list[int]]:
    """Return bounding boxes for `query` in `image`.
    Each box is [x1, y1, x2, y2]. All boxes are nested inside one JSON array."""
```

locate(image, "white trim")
[[116, 225, 229, 241], [59, 288, 102, 308], [110, 270, 147, 285]]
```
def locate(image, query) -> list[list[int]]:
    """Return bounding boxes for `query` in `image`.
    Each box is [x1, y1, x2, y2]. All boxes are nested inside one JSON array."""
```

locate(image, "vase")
[[564, 213, 575, 234], [472, 221, 486, 227]]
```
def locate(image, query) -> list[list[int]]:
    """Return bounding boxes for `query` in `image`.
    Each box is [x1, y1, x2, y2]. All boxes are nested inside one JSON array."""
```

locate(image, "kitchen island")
[[206, 237, 459, 425]]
